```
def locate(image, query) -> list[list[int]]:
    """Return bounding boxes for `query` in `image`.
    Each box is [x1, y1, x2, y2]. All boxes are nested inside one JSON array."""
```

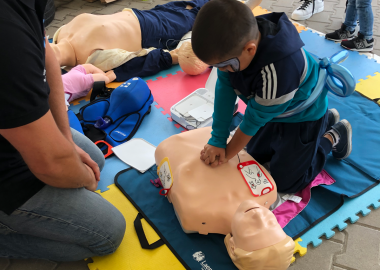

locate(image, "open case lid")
[[205, 67, 218, 94]]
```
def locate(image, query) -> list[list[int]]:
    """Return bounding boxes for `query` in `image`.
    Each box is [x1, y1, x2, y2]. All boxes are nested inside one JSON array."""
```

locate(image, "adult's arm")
[[46, 40, 100, 180], [0, 111, 98, 191], [45, 38, 73, 142]]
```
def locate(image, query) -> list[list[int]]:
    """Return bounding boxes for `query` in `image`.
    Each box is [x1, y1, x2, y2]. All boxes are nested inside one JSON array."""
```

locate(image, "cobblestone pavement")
[[0, 0, 379, 269]]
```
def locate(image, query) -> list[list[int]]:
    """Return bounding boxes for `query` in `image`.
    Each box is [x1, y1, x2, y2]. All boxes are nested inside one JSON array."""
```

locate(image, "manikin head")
[[225, 200, 294, 270], [192, 0, 261, 73], [178, 42, 209, 75]]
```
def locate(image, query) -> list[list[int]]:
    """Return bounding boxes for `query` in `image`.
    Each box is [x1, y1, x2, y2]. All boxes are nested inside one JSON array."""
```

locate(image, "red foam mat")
[[147, 69, 247, 115]]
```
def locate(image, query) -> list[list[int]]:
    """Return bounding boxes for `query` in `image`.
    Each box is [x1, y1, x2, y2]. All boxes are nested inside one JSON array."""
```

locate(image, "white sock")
[[325, 129, 340, 147]]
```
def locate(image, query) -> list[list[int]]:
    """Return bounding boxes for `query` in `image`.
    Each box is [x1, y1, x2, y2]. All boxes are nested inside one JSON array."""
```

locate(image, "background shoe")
[[341, 32, 374, 52], [330, 119, 352, 160], [326, 108, 340, 132], [325, 24, 355, 41], [291, 0, 324, 20]]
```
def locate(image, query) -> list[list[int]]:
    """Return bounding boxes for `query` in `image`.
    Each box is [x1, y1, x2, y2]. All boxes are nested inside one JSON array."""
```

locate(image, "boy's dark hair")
[[192, 0, 259, 63]]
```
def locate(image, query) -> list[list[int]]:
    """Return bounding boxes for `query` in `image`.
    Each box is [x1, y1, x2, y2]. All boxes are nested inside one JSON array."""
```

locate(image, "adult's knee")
[[96, 208, 126, 256]]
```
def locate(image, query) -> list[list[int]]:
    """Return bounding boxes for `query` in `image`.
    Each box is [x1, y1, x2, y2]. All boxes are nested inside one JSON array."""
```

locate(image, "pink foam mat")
[[147, 69, 247, 115]]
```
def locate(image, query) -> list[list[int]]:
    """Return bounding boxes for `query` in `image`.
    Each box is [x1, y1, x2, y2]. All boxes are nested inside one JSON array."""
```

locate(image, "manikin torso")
[[55, 10, 142, 66], [155, 127, 277, 235]]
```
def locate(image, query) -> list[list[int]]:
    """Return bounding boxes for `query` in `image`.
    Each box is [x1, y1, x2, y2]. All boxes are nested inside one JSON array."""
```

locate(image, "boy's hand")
[[200, 144, 225, 168]]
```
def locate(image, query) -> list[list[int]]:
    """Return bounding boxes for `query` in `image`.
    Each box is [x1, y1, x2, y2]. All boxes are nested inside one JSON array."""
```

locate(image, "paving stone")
[[305, 20, 331, 33], [6, 259, 57, 270], [55, 0, 74, 8], [127, 1, 154, 9], [335, 223, 380, 270], [67, 5, 104, 16], [92, 3, 125, 14], [270, 0, 296, 7], [356, 205, 380, 229], [331, 228, 347, 243], [307, 11, 334, 22], [61, 0, 87, 9], [259, 0, 276, 10], [55, 7, 77, 20], [267, 4, 294, 13], [45, 26, 60, 38], [51, 15, 76, 27], [289, 240, 343, 270], [326, 17, 344, 30], [331, 6, 346, 19], [82, 1, 107, 8], [0, 258, 10, 270], [55, 260, 90, 270]]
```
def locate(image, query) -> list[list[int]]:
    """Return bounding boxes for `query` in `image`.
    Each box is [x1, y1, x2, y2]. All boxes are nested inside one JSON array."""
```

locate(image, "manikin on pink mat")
[[154, 127, 278, 235]]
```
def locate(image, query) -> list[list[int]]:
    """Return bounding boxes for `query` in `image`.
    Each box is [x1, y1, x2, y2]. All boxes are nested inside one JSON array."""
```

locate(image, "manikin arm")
[[82, 64, 116, 84]]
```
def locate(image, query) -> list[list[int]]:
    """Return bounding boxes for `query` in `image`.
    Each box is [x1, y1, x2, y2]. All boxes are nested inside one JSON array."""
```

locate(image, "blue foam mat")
[[69, 100, 185, 192], [284, 91, 380, 238], [299, 30, 380, 81], [116, 167, 237, 270]]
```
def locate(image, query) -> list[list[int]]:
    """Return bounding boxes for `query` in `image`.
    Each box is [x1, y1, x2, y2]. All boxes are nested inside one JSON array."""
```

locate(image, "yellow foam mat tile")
[[292, 22, 307, 33], [291, 238, 308, 264], [252, 6, 270, 16], [70, 82, 124, 106], [88, 184, 185, 270], [355, 72, 380, 100]]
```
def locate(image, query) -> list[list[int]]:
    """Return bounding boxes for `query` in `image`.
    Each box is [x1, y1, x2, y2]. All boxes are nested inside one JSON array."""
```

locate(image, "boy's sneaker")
[[291, 0, 324, 21], [325, 119, 352, 160], [341, 32, 374, 52], [325, 24, 355, 41], [326, 108, 340, 132]]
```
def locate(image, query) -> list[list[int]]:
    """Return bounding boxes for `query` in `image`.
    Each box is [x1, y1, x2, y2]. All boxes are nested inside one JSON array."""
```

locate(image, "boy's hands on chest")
[[200, 144, 226, 168]]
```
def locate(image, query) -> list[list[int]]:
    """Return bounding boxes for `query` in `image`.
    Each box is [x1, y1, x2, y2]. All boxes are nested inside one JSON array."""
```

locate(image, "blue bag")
[[75, 77, 154, 153]]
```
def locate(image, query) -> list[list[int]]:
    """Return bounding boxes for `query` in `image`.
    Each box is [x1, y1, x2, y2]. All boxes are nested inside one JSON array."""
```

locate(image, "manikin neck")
[[51, 40, 77, 67]]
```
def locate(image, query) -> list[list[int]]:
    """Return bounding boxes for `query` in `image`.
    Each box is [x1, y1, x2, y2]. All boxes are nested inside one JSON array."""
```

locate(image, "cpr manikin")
[[154, 127, 278, 235], [225, 200, 294, 270], [50, 7, 192, 69]]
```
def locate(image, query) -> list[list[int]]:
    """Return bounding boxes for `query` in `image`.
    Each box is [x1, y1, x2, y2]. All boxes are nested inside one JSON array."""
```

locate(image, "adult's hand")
[[75, 144, 101, 182], [84, 164, 99, 191]]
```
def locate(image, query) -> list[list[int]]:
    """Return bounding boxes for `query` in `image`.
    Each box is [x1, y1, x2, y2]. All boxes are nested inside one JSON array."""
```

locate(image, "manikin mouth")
[[244, 207, 259, 213]]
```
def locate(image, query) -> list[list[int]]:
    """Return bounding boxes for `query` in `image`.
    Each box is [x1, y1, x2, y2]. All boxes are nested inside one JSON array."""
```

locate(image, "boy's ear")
[[245, 41, 258, 56]]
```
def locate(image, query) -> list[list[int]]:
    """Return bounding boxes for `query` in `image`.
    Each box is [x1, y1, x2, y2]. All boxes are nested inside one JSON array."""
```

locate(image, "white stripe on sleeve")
[[261, 68, 267, 99], [270, 63, 277, 99]]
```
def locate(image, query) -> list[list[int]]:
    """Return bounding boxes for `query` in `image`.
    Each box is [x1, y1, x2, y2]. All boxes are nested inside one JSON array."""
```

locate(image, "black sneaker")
[[326, 119, 352, 160], [325, 24, 355, 41], [326, 108, 340, 132], [341, 32, 374, 52]]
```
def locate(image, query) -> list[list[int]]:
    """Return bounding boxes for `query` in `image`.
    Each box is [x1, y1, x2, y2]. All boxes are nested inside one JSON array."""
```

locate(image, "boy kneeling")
[[192, 0, 352, 193]]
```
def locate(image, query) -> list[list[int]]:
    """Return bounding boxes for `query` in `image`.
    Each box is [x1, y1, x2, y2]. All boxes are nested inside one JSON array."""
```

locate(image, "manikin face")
[[229, 200, 286, 252]]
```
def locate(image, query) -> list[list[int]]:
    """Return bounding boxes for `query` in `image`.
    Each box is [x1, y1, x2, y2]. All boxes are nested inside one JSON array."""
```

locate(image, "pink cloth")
[[62, 65, 94, 102], [273, 170, 336, 228]]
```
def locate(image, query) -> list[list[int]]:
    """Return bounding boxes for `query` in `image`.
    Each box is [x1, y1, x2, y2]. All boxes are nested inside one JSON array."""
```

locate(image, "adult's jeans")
[[344, 0, 373, 39], [0, 129, 126, 261]]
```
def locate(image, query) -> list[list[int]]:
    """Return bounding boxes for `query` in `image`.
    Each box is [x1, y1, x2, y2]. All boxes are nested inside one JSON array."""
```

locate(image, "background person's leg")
[[344, 0, 358, 32], [0, 185, 125, 261], [356, 0, 373, 39]]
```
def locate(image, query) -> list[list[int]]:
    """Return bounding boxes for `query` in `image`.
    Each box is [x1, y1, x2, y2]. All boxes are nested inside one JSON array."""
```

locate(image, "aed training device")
[[170, 67, 239, 130]]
